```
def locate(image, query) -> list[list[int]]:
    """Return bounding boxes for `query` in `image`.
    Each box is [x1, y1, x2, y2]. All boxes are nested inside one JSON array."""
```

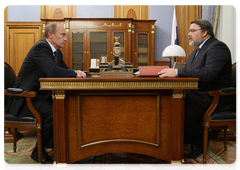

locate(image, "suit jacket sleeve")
[[178, 40, 231, 82], [32, 42, 76, 77]]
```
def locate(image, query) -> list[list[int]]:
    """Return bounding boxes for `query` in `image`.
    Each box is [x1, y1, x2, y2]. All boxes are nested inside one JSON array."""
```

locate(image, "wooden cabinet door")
[[71, 29, 130, 71], [132, 20, 155, 68], [86, 30, 108, 71], [40, 18, 154, 71], [71, 29, 87, 71], [9, 27, 40, 76], [112, 30, 130, 63], [135, 32, 149, 66], [133, 30, 155, 68]]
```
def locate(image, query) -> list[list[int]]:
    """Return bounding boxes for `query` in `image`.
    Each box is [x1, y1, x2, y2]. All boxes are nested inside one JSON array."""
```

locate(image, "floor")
[[5, 130, 236, 164], [208, 139, 236, 164]]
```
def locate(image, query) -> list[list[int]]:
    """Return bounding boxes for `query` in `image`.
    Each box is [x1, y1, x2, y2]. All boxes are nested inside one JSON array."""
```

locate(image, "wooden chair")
[[202, 62, 236, 164], [4, 62, 42, 163]]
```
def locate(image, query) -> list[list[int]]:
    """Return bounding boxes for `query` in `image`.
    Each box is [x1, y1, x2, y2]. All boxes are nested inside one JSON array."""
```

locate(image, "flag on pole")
[[171, 7, 179, 45], [170, 5, 180, 67]]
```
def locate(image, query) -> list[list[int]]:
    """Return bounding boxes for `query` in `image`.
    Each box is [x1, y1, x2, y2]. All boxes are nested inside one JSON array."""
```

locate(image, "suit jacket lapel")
[[188, 37, 215, 68], [186, 49, 197, 69]]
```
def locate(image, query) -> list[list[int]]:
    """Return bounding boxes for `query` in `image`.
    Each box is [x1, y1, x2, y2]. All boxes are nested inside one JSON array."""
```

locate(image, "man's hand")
[[158, 68, 177, 78], [75, 70, 86, 78]]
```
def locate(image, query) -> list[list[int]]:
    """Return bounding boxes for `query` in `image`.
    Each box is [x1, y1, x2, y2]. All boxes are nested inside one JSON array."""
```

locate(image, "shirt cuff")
[[175, 69, 178, 77]]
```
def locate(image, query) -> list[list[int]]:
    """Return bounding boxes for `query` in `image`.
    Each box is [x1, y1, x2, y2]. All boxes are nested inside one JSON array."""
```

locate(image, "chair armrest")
[[6, 88, 24, 94], [220, 87, 236, 93], [209, 87, 236, 97], [203, 87, 236, 127], [5, 88, 36, 97], [4, 88, 41, 127]]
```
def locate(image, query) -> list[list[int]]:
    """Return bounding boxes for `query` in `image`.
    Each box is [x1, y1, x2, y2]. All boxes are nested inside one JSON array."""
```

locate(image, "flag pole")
[[170, 5, 179, 67]]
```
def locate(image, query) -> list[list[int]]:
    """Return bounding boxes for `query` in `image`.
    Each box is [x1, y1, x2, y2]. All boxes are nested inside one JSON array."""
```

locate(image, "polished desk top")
[[39, 77, 199, 90]]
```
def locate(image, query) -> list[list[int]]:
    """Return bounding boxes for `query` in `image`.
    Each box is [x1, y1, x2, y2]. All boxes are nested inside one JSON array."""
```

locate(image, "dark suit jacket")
[[178, 37, 233, 116], [7, 39, 77, 117]]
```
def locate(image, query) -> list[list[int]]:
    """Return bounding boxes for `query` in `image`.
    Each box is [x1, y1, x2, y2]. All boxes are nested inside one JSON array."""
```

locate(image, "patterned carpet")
[[4, 131, 227, 164]]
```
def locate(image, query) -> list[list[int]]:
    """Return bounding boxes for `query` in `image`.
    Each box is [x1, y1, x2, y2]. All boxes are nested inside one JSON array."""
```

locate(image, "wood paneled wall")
[[5, 6, 76, 76], [114, 5, 149, 20], [114, 5, 201, 64], [6, 23, 42, 75], [0, 1, 4, 60], [41, 5, 76, 19], [5, 5, 201, 74], [0, 0, 7, 60], [176, 5, 202, 63]]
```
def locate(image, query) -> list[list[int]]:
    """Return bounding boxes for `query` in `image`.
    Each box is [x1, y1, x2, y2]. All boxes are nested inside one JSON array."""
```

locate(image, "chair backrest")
[[231, 61, 240, 88], [231, 61, 240, 114], [4, 62, 16, 89]]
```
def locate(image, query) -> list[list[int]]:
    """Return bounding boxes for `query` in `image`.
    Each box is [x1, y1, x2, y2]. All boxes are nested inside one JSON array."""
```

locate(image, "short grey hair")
[[44, 22, 58, 39]]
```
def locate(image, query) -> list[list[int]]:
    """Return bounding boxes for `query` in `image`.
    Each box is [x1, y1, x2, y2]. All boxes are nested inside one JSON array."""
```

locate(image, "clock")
[[113, 36, 121, 57], [113, 47, 121, 56]]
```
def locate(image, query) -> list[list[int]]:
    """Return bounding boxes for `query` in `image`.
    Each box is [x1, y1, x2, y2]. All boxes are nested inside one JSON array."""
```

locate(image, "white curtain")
[[215, 0, 240, 63]]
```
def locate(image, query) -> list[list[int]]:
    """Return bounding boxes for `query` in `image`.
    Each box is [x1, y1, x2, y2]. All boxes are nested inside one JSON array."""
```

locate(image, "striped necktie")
[[54, 51, 58, 66]]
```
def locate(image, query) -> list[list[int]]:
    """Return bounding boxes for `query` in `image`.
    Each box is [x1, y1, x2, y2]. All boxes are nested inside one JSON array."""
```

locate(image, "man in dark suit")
[[6, 23, 86, 163], [158, 19, 233, 158]]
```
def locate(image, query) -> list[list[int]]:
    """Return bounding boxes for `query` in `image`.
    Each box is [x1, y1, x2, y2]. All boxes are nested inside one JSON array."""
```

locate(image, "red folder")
[[139, 66, 169, 77]]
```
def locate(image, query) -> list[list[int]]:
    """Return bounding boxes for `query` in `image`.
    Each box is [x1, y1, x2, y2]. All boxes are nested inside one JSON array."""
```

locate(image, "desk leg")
[[158, 90, 191, 170], [52, 90, 67, 163], [171, 90, 185, 164]]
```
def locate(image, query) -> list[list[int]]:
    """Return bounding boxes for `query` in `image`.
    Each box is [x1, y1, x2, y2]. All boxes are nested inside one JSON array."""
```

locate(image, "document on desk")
[[139, 66, 169, 77]]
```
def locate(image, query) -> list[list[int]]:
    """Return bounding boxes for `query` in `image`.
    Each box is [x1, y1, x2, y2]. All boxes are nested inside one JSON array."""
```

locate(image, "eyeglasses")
[[188, 29, 202, 34]]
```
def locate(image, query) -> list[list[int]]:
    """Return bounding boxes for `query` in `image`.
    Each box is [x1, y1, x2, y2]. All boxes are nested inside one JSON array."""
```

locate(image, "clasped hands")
[[158, 68, 177, 78], [75, 70, 86, 78]]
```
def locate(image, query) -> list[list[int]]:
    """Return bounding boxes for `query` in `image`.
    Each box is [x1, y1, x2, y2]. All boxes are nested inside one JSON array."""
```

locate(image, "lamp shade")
[[162, 45, 186, 58]]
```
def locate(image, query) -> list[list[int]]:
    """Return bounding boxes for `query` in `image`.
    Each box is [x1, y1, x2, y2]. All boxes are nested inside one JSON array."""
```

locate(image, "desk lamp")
[[162, 45, 186, 68]]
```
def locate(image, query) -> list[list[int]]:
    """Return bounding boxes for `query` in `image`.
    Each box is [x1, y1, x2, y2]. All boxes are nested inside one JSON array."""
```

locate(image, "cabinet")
[[41, 18, 156, 71], [133, 20, 155, 67]]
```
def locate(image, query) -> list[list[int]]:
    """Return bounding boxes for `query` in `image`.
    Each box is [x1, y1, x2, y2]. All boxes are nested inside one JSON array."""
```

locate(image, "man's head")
[[44, 22, 67, 49], [188, 19, 213, 47]]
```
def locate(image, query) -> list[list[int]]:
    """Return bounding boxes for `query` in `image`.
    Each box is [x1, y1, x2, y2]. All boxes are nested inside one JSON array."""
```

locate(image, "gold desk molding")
[[39, 77, 199, 164], [40, 81, 198, 89]]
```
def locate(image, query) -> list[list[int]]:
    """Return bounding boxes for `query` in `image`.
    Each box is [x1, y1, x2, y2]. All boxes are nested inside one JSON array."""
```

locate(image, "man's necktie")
[[194, 47, 200, 58], [54, 51, 58, 66]]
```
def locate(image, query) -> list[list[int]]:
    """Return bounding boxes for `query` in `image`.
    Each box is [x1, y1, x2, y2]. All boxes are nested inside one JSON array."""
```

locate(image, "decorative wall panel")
[[114, 5, 149, 20], [41, 5, 76, 19]]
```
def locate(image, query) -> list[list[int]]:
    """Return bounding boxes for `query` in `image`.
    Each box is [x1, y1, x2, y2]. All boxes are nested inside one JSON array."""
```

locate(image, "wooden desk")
[[39, 77, 199, 164]]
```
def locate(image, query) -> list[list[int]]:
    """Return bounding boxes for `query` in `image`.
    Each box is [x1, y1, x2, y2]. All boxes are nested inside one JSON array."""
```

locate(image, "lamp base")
[[170, 57, 176, 68]]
